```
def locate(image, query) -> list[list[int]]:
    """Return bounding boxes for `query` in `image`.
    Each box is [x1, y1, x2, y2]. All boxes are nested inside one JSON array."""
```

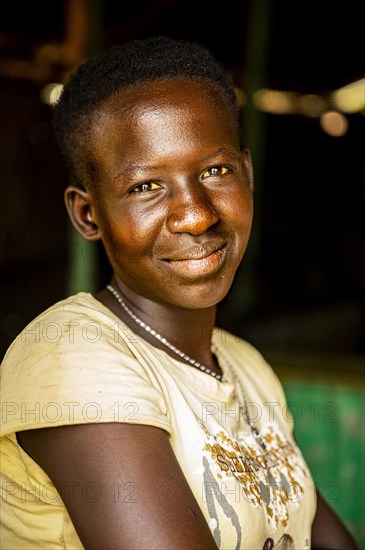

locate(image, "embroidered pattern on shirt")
[[201, 422, 308, 528]]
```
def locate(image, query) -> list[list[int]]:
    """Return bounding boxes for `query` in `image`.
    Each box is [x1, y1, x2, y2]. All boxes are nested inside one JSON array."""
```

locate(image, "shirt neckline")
[[78, 292, 236, 399]]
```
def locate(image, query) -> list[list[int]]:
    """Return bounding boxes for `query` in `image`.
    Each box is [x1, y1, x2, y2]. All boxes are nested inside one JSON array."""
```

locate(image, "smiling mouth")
[[164, 244, 227, 277]]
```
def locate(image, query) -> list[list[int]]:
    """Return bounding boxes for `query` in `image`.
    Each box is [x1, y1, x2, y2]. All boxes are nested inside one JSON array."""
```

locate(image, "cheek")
[[99, 209, 161, 261], [228, 189, 253, 263], [242, 194, 254, 229], [224, 186, 253, 230]]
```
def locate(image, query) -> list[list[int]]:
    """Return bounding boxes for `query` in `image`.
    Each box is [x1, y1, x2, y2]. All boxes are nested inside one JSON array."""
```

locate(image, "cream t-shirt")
[[0, 293, 316, 549]]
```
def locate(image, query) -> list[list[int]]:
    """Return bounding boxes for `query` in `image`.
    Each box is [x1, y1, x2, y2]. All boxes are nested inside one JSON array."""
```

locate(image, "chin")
[[166, 276, 235, 310]]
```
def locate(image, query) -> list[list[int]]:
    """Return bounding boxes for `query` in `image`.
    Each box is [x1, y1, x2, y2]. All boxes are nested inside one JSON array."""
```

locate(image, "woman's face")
[[88, 78, 253, 310]]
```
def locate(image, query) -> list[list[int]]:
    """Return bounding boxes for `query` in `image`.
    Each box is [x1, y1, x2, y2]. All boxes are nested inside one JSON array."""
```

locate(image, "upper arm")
[[17, 423, 217, 550], [311, 489, 358, 550]]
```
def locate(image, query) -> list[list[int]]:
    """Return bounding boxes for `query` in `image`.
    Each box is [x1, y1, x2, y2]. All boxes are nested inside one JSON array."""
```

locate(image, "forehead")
[[87, 78, 239, 186], [91, 77, 236, 138]]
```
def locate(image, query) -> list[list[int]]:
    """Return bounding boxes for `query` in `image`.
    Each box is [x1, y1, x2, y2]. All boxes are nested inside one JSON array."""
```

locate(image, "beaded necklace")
[[107, 284, 266, 449]]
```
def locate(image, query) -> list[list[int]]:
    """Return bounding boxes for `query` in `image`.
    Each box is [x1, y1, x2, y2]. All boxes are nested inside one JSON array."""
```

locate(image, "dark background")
[[1, 0, 364, 363]]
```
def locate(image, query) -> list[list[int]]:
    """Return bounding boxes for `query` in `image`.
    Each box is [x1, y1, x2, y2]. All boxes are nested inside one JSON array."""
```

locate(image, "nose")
[[166, 184, 219, 235]]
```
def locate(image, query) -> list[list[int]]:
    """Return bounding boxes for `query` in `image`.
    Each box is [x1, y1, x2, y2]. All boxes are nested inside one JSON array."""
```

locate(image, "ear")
[[64, 185, 102, 241], [241, 147, 254, 192]]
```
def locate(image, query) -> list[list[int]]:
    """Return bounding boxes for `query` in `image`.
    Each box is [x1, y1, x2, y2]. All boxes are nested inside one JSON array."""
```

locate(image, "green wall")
[[275, 361, 365, 549]]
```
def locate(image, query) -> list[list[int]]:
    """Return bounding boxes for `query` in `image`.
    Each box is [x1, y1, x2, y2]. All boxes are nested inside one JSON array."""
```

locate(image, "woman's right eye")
[[130, 182, 161, 194]]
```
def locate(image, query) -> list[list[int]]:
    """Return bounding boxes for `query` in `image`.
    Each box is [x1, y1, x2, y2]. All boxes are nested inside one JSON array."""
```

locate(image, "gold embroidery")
[[201, 423, 307, 528]]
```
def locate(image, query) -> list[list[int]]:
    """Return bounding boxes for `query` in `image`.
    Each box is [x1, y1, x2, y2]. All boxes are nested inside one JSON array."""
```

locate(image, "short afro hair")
[[52, 35, 240, 190]]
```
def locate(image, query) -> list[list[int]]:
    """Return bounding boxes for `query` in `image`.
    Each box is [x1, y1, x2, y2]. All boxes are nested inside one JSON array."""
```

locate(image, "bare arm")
[[17, 423, 218, 550], [311, 489, 358, 550]]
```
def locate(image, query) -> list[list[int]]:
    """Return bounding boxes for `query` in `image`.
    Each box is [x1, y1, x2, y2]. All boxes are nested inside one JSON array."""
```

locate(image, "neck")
[[108, 274, 218, 369]]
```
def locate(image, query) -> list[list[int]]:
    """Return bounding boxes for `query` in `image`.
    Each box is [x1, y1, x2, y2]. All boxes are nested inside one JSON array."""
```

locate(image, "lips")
[[164, 241, 227, 262], [163, 243, 228, 277]]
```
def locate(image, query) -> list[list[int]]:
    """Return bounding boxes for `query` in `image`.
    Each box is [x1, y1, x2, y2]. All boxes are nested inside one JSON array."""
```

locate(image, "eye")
[[201, 166, 230, 179], [130, 182, 161, 194]]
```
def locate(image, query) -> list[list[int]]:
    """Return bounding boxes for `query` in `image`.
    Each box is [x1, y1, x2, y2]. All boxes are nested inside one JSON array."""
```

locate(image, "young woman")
[[0, 36, 358, 549]]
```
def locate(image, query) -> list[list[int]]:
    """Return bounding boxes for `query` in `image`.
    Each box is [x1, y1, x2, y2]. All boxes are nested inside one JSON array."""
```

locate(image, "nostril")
[[168, 205, 219, 235], [167, 184, 220, 235]]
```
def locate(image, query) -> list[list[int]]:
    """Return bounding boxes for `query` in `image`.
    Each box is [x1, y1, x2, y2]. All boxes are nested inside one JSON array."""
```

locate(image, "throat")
[[104, 283, 222, 380]]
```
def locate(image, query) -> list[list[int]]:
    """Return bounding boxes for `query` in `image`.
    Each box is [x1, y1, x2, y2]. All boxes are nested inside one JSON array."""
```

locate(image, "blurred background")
[[0, 0, 364, 546]]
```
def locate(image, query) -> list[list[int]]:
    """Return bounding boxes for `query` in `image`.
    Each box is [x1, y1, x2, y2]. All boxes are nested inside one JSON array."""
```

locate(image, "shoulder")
[[215, 327, 288, 403], [1, 292, 132, 363], [216, 327, 273, 373], [6, 292, 117, 337], [0, 293, 172, 436]]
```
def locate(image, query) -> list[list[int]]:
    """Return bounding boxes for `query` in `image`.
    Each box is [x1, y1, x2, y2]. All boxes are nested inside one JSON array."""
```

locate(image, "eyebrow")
[[112, 163, 162, 183], [112, 148, 241, 183], [201, 148, 242, 162]]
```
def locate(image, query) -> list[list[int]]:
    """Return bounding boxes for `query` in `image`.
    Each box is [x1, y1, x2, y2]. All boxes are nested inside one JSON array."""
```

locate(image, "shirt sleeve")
[[0, 296, 171, 437]]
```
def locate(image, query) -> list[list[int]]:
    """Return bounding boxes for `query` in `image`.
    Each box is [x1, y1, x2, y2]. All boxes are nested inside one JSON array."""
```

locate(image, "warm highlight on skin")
[[82, 79, 253, 311]]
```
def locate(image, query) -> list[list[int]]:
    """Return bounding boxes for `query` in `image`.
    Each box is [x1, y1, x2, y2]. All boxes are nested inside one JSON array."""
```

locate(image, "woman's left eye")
[[201, 166, 230, 179], [131, 182, 161, 194]]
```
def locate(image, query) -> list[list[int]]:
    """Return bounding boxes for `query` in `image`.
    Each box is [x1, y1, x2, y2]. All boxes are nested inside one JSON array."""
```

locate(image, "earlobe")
[[241, 147, 254, 192], [64, 186, 101, 241]]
